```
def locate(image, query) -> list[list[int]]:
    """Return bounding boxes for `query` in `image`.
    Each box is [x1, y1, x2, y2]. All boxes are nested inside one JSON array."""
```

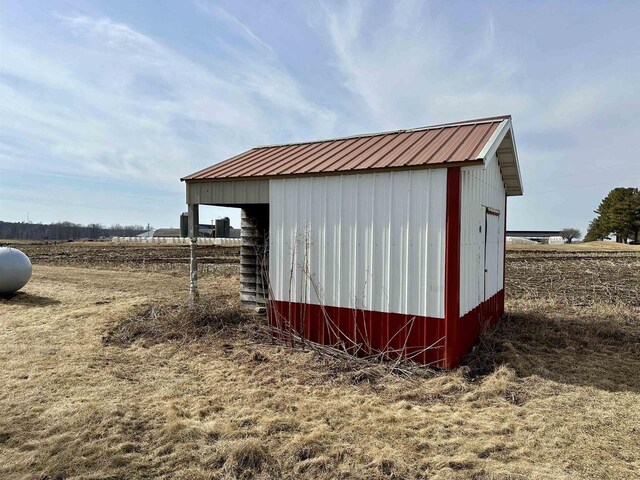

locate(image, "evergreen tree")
[[585, 187, 640, 243], [584, 216, 609, 242]]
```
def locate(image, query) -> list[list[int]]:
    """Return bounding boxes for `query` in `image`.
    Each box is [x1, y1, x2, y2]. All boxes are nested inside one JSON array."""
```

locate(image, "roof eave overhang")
[[476, 118, 523, 197]]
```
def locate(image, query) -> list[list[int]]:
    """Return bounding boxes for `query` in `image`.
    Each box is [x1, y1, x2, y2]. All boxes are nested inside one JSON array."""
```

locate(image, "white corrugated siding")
[[459, 153, 506, 316], [269, 169, 447, 318]]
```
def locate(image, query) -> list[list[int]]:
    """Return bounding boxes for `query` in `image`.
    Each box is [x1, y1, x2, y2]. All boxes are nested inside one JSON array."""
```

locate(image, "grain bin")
[[215, 217, 231, 238], [180, 212, 189, 238]]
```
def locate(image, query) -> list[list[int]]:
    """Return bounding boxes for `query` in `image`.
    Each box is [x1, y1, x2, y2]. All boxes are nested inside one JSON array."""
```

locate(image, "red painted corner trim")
[[444, 167, 462, 369], [452, 289, 505, 367]]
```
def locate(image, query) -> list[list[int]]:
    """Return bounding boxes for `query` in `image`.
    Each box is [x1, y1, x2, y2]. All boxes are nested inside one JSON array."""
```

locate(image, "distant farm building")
[[153, 228, 182, 238], [179, 213, 239, 238], [119, 222, 240, 244], [506, 230, 564, 245], [182, 115, 523, 368], [136, 229, 155, 238]]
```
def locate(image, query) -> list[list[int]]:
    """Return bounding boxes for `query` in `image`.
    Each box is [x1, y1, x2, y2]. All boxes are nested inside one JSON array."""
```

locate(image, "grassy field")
[[1, 242, 639, 479]]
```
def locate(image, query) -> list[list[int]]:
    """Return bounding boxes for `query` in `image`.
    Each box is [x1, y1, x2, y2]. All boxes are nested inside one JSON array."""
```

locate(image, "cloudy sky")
[[1, 0, 638, 232]]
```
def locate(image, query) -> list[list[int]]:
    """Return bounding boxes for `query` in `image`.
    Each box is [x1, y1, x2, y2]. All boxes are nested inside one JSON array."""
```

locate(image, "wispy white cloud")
[[320, 0, 524, 129], [0, 11, 336, 192], [191, 0, 278, 57], [317, 0, 639, 137], [1, 0, 638, 233], [315, 0, 640, 233]]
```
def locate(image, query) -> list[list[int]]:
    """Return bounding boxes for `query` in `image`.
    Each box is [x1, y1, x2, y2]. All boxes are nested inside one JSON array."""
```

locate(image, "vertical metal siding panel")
[[368, 175, 377, 312], [462, 172, 468, 315], [461, 167, 474, 316], [423, 173, 432, 316], [281, 178, 294, 303], [496, 164, 506, 291], [383, 173, 392, 314], [351, 175, 359, 310], [409, 171, 426, 316], [297, 178, 307, 303], [428, 169, 447, 318], [326, 176, 340, 308], [340, 175, 354, 309], [401, 172, 411, 316], [319, 177, 327, 305], [293, 179, 302, 303], [388, 172, 400, 314], [459, 172, 468, 316], [371, 173, 391, 313], [355, 174, 372, 310], [268, 180, 280, 300], [309, 177, 322, 305], [402, 171, 412, 315], [486, 213, 499, 297], [459, 153, 507, 315], [485, 155, 503, 300], [269, 170, 446, 318], [399, 171, 408, 315], [422, 172, 430, 315], [277, 179, 286, 302], [388, 172, 404, 314], [438, 170, 447, 317], [289, 179, 298, 303], [277, 178, 286, 302], [290, 178, 307, 302]]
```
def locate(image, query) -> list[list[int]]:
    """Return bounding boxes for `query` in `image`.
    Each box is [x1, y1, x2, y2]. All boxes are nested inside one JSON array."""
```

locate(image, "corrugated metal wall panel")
[[186, 179, 269, 204], [459, 153, 506, 316], [269, 169, 447, 318]]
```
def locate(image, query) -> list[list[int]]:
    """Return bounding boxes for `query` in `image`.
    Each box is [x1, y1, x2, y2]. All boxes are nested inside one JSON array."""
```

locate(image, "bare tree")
[[560, 228, 582, 244]]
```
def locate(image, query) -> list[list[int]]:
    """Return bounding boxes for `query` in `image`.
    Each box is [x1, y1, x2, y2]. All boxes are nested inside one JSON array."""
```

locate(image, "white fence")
[[112, 237, 241, 246]]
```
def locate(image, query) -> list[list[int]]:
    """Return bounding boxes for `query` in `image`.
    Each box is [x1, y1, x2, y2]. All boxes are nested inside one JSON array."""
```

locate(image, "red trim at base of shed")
[[268, 290, 504, 368], [268, 300, 446, 366]]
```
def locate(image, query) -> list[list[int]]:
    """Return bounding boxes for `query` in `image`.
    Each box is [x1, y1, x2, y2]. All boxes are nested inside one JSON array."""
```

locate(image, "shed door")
[[484, 209, 501, 300]]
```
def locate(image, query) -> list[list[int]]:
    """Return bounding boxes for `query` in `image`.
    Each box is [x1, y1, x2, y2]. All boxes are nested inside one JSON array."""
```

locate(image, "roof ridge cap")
[[254, 115, 511, 150]]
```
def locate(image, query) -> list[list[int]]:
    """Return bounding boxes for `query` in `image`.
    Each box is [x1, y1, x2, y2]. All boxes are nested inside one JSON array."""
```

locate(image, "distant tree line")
[[0, 221, 147, 240], [585, 187, 640, 243]]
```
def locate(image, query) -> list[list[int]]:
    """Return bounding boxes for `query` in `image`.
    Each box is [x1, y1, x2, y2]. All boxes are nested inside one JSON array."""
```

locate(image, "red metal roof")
[[183, 116, 510, 181]]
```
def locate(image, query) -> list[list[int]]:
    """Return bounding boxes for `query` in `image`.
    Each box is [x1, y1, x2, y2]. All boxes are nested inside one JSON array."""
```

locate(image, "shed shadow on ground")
[[465, 308, 640, 394], [0, 291, 61, 307]]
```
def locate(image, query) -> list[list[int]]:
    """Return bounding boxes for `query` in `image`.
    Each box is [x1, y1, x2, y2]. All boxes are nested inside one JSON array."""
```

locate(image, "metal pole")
[[188, 203, 199, 301]]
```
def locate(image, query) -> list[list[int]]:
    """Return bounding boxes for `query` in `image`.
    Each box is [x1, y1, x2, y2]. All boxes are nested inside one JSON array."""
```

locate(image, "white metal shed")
[[182, 115, 523, 368]]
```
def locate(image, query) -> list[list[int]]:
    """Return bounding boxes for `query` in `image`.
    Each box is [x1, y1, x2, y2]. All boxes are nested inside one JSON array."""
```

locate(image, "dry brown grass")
[[103, 299, 256, 348], [0, 248, 639, 479]]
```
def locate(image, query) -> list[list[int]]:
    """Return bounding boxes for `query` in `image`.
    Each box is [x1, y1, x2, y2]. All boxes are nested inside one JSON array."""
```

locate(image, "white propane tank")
[[0, 247, 32, 294]]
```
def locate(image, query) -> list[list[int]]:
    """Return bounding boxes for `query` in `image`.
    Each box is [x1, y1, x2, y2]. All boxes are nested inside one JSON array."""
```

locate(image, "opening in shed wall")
[[240, 205, 269, 309]]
